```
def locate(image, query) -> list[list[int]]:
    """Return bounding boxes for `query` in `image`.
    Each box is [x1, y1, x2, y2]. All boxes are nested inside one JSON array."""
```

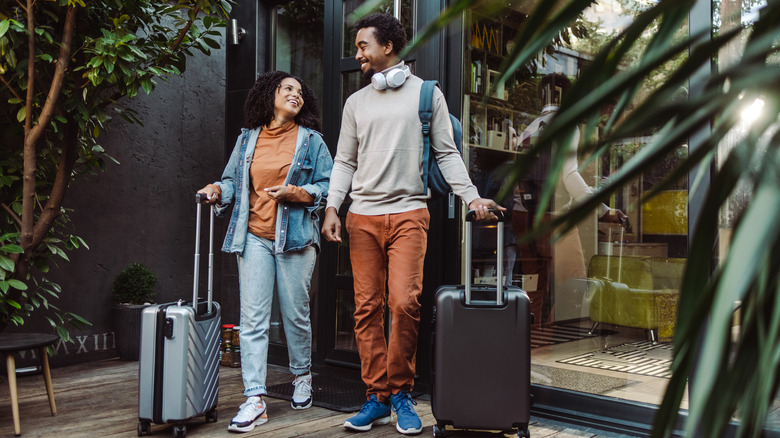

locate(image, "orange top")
[[247, 122, 313, 239]]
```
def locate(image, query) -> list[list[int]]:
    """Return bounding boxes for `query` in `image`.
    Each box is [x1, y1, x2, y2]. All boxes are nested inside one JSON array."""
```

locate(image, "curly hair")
[[243, 71, 321, 131], [354, 13, 407, 55]]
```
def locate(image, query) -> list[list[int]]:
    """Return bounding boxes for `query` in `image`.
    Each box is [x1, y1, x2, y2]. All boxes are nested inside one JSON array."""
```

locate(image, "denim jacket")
[[214, 126, 333, 254]]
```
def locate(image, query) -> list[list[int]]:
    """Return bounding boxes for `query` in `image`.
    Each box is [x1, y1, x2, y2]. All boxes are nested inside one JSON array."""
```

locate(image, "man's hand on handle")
[[468, 198, 506, 221]]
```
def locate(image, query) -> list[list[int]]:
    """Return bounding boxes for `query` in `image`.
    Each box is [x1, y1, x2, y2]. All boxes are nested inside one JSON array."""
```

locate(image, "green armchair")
[[587, 255, 685, 343]]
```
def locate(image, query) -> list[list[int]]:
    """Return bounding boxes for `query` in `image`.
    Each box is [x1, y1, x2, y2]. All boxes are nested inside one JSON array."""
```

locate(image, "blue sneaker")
[[391, 391, 422, 435], [344, 394, 392, 431]]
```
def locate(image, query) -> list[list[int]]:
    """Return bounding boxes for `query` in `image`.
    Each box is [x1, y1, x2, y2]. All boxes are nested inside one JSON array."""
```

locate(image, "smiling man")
[[320, 13, 502, 436]]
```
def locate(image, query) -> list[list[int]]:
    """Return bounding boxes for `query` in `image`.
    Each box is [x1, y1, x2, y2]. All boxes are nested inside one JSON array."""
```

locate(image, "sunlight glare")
[[741, 98, 765, 124]]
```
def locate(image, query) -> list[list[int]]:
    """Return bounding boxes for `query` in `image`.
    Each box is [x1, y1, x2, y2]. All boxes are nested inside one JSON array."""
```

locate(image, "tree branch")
[[32, 125, 78, 250], [1, 204, 22, 227], [156, 5, 199, 67], [27, 6, 78, 145], [21, 0, 36, 255], [0, 74, 22, 101], [21, 4, 78, 267]]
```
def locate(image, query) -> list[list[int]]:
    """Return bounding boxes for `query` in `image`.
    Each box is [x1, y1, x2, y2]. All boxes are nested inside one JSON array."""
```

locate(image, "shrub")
[[112, 263, 157, 305]]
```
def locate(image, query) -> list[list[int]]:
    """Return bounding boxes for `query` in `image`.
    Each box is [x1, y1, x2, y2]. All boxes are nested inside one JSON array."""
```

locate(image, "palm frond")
[[416, 0, 780, 436]]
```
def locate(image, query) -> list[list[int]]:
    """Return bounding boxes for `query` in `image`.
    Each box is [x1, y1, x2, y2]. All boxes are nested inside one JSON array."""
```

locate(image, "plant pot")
[[111, 304, 149, 361]]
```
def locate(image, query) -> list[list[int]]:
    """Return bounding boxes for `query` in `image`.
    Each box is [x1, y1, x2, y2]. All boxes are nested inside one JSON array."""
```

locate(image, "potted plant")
[[111, 263, 158, 361]]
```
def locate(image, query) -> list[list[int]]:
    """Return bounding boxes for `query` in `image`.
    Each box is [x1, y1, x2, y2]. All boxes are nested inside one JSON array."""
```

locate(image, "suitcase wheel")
[[206, 408, 218, 423], [137, 420, 151, 436], [518, 426, 530, 438], [172, 424, 186, 438], [433, 423, 446, 437]]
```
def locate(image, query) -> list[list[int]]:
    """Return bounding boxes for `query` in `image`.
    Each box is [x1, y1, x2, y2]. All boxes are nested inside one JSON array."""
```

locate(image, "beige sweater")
[[327, 64, 480, 215]]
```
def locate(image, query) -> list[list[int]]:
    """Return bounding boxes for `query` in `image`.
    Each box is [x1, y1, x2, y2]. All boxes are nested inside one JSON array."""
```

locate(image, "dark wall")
[[220, 0, 269, 334], [10, 35, 228, 367]]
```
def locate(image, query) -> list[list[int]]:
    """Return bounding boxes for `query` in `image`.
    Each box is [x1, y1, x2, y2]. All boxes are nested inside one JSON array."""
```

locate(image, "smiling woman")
[[197, 70, 333, 432], [271, 78, 305, 128]]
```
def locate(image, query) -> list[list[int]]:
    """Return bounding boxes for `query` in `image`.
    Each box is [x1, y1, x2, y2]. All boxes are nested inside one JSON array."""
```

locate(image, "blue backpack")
[[419, 80, 463, 199]]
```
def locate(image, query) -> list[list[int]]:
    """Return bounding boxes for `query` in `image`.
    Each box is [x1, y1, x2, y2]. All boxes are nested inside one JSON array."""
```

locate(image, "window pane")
[[342, 0, 414, 58], [275, 2, 325, 117], [713, 0, 774, 428], [271, 2, 325, 349], [463, 1, 689, 407]]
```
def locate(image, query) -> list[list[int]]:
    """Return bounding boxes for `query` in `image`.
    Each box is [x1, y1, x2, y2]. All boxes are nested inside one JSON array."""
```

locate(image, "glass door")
[[264, 1, 326, 357], [320, 0, 428, 369], [461, 1, 691, 407]]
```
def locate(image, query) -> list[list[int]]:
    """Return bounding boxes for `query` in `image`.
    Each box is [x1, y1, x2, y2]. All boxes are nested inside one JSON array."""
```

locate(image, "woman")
[[198, 71, 332, 433]]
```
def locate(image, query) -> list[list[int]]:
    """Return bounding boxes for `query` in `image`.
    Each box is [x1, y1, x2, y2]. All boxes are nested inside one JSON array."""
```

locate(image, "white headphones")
[[371, 65, 411, 90]]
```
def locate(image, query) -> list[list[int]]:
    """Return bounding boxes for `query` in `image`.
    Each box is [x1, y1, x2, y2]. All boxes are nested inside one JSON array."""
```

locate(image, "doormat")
[[531, 324, 614, 349], [266, 375, 367, 412], [556, 341, 673, 378], [531, 364, 639, 395]]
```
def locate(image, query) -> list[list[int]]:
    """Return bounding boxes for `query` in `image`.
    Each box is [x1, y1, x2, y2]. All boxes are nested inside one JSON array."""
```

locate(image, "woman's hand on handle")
[[197, 184, 220, 205]]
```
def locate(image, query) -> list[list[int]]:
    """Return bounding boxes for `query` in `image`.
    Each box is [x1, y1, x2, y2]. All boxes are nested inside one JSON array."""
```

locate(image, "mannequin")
[[513, 73, 626, 326]]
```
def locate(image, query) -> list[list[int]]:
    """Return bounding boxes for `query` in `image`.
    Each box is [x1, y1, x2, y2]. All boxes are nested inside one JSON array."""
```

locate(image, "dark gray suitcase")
[[432, 210, 531, 438], [138, 194, 221, 438]]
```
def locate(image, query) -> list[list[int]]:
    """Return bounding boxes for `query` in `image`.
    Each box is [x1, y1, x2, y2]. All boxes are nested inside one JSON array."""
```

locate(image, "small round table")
[[0, 333, 59, 437]]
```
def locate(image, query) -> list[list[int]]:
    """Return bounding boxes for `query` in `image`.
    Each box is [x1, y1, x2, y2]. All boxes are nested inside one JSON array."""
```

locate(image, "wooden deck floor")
[[0, 358, 615, 437]]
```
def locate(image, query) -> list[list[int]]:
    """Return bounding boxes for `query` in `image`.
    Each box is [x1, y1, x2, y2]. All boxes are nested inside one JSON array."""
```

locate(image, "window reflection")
[[463, 1, 689, 408], [275, 2, 325, 117], [342, 0, 413, 58], [270, 1, 325, 349]]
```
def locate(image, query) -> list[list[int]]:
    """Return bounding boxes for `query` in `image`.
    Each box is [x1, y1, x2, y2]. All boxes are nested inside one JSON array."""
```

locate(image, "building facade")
[[220, 0, 712, 434], [22, 0, 771, 435]]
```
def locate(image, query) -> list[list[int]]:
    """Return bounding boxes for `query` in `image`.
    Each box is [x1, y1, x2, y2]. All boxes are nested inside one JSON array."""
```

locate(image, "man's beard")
[[362, 68, 376, 81]]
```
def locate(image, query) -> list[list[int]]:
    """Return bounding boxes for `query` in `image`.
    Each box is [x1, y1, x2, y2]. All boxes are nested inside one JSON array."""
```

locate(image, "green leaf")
[[7, 279, 27, 290], [1, 244, 24, 254], [127, 45, 147, 59], [0, 255, 14, 272], [68, 313, 92, 326], [6, 299, 21, 309], [221, 1, 232, 14], [55, 326, 69, 341], [0, 20, 9, 38], [103, 57, 115, 74], [140, 77, 153, 94], [16, 106, 25, 123], [202, 37, 221, 49]]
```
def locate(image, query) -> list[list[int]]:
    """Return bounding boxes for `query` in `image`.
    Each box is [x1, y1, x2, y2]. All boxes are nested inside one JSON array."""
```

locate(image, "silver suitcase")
[[138, 194, 221, 437]]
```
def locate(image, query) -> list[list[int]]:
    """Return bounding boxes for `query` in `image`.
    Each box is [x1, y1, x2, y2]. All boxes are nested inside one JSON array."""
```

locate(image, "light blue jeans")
[[237, 233, 314, 397]]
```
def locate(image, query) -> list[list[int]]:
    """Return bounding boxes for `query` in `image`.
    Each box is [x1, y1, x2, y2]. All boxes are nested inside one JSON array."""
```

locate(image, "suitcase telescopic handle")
[[193, 193, 215, 313], [464, 209, 506, 306]]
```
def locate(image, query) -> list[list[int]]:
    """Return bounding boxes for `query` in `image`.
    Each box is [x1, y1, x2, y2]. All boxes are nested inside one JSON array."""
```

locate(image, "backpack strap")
[[419, 80, 438, 191]]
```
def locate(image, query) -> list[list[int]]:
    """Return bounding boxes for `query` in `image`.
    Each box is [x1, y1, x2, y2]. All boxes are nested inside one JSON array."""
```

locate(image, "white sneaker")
[[291, 374, 313, 409], [227, 396, 268, 433]]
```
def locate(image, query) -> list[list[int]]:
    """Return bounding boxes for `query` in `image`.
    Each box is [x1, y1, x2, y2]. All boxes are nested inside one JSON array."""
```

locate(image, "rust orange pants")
[[346, 208, 430, 402]]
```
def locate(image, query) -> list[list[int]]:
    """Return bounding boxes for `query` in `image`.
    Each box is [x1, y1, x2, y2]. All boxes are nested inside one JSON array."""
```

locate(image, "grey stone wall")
[[18, 39, 229, 367]]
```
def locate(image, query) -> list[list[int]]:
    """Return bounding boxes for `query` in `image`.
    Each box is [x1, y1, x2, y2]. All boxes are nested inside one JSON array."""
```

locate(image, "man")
[[321, 13, 502, 436]]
